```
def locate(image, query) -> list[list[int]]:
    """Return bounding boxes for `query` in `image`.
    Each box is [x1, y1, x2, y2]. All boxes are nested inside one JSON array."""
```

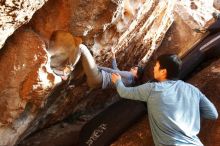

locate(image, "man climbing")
[[48, 30, 143, 89], [111, 54, 218, 146]]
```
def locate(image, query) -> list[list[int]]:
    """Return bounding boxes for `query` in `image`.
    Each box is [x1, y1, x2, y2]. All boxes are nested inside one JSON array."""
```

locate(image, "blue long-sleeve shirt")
[[98, 59, 134, 89], [115, 79, 218, 146]]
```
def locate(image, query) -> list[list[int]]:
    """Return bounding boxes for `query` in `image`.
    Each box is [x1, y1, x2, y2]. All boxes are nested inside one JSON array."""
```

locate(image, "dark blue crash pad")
[[78, 99, 146, 146]]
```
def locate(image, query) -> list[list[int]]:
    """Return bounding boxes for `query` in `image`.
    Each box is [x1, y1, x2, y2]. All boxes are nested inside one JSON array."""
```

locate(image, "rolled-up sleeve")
[[115, 79, 152, 102], [199, 91, 218, 120]]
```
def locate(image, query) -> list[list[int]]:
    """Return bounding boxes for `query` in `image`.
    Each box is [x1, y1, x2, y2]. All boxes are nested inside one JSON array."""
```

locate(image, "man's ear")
[[73, 37, 82, 46], [161, 69, 167, 76]]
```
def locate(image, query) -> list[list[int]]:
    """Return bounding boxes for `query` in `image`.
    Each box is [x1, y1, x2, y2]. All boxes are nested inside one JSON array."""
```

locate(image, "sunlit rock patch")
[[91, 0, 219, 68], [0, 0, 48, 49], [0, 29, 60, 146]]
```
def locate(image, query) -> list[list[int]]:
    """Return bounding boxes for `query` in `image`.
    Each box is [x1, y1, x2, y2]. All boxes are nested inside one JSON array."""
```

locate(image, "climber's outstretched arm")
[[111, 47, 119, 70]]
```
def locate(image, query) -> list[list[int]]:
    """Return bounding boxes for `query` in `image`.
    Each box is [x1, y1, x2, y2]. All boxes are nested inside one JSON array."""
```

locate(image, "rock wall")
[[92, 0, 219, 68], [0, 0, 219, 145], [0, 0, 48, 49], [0, 28, 61, 145]]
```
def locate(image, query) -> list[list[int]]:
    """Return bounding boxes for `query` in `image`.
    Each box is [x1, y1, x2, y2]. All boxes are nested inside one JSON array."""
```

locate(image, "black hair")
[[157, 54, 182, 80], [133, 65, 144, 85], [136, 65, 144, 79]]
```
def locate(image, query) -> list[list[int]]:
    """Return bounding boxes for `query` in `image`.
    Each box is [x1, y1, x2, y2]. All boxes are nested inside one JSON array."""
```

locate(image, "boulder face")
[[0, 28, 61, 146], [0, 0, 219, 145], [91, 0, 219, 67], [27, 0, 117, 46], [0, 0, 48, 49]]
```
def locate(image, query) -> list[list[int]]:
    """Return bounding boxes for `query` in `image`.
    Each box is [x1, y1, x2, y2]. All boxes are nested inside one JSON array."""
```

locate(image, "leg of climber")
[[48, 30, 82, 80], [48, 30, 102, 89], [79, 44, 103, 89]]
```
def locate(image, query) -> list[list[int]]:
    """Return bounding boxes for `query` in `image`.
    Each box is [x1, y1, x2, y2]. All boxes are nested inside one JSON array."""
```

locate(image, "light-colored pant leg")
[[80, 44, 103, 88]]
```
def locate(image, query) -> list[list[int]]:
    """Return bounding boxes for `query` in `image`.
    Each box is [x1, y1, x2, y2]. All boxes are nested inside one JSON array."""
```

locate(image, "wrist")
[[115, 78, 121, 84]]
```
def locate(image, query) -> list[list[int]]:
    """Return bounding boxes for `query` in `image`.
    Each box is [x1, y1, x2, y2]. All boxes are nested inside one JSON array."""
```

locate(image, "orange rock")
[[0, 28, 58, 146]]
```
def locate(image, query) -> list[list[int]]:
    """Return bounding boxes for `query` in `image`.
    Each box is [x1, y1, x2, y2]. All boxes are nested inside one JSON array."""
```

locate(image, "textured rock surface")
[[0, 0, 47, 49], [0, 0, 219, 145], [0, 28, 61, 146], [28, 0, 117, 46], [91, 0, 218, 67]]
